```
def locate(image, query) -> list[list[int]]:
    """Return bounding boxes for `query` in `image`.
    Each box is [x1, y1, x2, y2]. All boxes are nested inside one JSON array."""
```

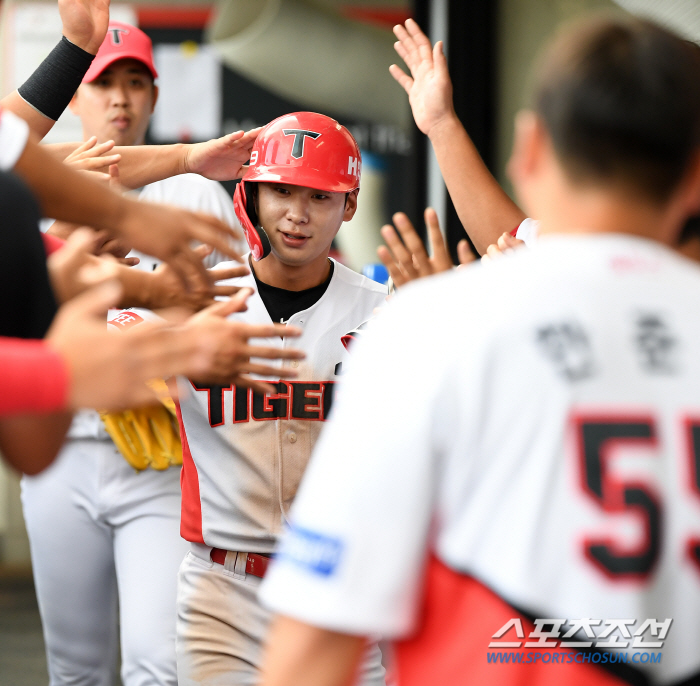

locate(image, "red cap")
[[82, 21, 158, 83]]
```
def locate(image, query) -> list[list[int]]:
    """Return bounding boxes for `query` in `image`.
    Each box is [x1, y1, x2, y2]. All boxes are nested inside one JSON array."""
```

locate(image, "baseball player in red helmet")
[[258, 16, 700, 686], [173, 112, 387, 686]]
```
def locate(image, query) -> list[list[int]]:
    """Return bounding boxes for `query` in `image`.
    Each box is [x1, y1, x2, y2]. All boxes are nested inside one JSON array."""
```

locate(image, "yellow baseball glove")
[[100, 379, 182, 472]]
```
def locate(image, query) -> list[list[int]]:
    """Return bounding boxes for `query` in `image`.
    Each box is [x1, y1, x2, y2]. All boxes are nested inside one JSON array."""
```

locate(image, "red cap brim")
[[83, 52, 158, 84]]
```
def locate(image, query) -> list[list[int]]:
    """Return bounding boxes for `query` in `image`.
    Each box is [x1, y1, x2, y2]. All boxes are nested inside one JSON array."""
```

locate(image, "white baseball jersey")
[[261, 234, 700, 686], [0, 108, 29, 170], [176, 259, 387, 553]]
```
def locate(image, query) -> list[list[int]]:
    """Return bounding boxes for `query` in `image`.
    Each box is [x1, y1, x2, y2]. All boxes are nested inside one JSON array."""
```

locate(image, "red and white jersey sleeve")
[[0, 109, 29, 171], [261, 235, 700, 685], [176, 260, 387, 553]]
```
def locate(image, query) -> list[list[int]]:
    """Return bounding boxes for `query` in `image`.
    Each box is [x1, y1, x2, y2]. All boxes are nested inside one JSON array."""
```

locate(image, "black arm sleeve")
[[17, 37, 94, 121], [0, 171, 57, 338]]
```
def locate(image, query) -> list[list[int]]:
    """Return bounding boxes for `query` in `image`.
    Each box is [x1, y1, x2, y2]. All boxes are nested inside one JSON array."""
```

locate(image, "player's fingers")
[[236, 127, 262, 148], [405, 18, 434, 62], [170, 251, 212, 295], [424, 207, 452, 271], [237, 323, 304, 341], [457, 239, 475, 267], [377, 244, 408, 288], [484, 243, 504, 261], [203, 288, 254, 317], [243, 344, 305, 360], [232, 376, 278, 396], [392, 38, 410, 64], [209, 264, 250, 282], [381, 222, 419, 279], [211, 285, 244, 298], [498, 232, 525, 251], [193, 244, 213, 259], [433, 40, 449, 75], [388, 64, 414, 93], [187, 213, 245, 260], [67, 136, 98, 158], [242, 362, 299, 379], [118, 256, 140, 267], [108, 164, 122, 194], [394, 212, 431, 274], [393, 25, 421, 69], [78, 139, 116, 159], [221, 130, 245, 146], [71, 154, 120, 171]]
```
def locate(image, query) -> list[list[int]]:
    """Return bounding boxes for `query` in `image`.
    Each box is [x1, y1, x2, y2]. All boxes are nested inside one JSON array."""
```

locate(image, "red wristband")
[[0, 338, 69, 414]]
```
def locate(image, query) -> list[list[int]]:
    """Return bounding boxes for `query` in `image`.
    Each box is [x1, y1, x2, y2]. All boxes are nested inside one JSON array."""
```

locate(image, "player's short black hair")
[[533, 16, 700, 203]]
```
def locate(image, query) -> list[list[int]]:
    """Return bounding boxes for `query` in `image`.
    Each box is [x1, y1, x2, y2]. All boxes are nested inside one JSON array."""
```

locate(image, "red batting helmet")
[[233, 112, 362, 261]]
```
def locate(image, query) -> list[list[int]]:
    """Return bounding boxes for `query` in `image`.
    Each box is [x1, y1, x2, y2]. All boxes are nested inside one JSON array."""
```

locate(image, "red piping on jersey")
[[172, 381, 205, 544], [509, 225, 520, 239], [393, 555, 629, 686]]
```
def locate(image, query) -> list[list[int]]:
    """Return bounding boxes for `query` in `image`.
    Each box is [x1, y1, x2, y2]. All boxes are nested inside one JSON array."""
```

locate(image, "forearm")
[[261, 616, 365, 686], [0, 92, 56, 140], [14, 135, 125, 229], [108, 143, 189, 189], [43, 141, 190, 189], [0, 412, 73, 475], [429, 115, 526, 254]]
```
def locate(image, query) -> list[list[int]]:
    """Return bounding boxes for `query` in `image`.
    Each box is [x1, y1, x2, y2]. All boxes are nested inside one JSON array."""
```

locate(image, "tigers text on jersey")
[[176, 259, 387, 553], [261, 235, 700, 686]]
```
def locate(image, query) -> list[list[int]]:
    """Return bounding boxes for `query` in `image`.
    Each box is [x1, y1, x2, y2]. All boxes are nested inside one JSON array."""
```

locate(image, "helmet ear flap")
[[233, 180, 271, 261]]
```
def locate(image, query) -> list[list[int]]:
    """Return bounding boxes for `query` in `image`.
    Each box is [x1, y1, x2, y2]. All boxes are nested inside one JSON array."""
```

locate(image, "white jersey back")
[[176, 260, 387, 553], [261, 235, 700, 685]]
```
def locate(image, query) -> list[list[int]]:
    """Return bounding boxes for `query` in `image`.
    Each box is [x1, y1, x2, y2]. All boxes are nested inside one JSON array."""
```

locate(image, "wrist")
[[427, 111, 461, 142], [62, 33, 98, 56], [18, 37, 94, 121], [180, 143, 194, 175]]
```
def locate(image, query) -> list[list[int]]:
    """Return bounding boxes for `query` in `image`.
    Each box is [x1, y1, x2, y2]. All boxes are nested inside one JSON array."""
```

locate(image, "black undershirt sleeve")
[[0, 171, 58, 338]]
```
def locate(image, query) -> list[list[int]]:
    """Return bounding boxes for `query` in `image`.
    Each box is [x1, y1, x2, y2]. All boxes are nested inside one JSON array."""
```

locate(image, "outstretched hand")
[[389, 18, 456, 136], [116, 198, 245, 295], [59, 0, 111, 54], [377, 208, 474, 288], [185, 128, 262, 181], [63, 137, 121, 184], [145, 245, 250, 312], [185, 289, 306, 394]]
